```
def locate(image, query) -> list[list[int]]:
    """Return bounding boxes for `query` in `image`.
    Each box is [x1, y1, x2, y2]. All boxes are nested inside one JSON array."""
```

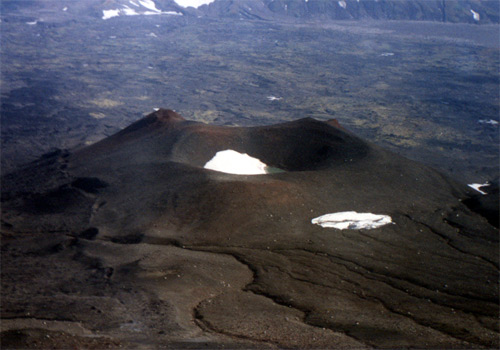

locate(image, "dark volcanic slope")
[[1, 109, 498, 349]]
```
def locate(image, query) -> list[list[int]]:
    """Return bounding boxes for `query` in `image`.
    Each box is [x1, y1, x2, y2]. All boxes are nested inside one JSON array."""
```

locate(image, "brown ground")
[[1, 110, 498, 349]]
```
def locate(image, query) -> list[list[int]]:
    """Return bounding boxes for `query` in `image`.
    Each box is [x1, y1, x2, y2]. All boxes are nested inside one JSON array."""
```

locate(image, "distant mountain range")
[[2, 0, 499, 24]]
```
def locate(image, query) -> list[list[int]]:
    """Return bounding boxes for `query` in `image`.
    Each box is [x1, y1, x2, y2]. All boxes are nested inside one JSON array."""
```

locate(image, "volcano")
[[1, 109, 498, 349]]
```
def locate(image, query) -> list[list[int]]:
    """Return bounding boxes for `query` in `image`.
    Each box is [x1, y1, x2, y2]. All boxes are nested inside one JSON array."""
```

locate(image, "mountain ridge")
[[2, 0, 499, 24]]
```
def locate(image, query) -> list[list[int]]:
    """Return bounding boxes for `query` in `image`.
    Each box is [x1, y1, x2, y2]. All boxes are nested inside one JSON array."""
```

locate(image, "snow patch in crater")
[[204, 150, 268, 175], [312, 211, 392, 230]]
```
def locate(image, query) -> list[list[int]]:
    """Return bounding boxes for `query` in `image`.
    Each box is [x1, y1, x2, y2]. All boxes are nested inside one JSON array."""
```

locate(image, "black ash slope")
[[1, 109, 498, 349]]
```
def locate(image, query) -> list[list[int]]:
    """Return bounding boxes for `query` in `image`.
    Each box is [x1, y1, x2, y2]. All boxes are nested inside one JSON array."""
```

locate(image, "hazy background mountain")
[[1, 0, 499, 23], [200, 0, 499, 23]]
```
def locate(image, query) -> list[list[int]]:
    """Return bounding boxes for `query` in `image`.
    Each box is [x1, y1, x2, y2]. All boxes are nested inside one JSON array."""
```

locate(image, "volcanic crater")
[[1, 109, 498, 349], [105, 109, 370, 174]]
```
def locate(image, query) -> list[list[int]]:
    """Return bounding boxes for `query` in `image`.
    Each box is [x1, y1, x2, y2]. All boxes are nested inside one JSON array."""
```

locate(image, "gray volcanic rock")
[[1, 109, 498, 348]]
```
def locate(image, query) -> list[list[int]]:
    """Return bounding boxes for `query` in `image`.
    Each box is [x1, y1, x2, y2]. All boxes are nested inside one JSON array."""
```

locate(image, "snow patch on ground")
[[479, 119, 499, 125], [338, 1, 347, 9], [267, 96, 282, 101], [123, 6, 139, 16], [470, 9, 480, 21], [312, 212, 392, 230], [103, 1, 183, 20], [468, 183, 489, 195], [204, 150, 268, 175], [26, 20, 38, 25], [139, 0, 161, 12], [63, 7, 68, 11], [163, 11, 183, 16], [102, 9, 120, 20], [174, 0, 215, 8], [380, 52, 394, 57]]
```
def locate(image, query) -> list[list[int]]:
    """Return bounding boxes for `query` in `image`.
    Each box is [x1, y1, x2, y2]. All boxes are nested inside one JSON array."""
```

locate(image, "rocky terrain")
[[1, 5, 499, 183], [1, 1, 499, 348], [1, 109, 498, 348]]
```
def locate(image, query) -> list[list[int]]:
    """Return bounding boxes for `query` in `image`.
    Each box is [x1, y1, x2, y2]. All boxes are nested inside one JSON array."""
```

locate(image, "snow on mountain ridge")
[[102, 0, 182, 19], [174, 0, 215, 8]]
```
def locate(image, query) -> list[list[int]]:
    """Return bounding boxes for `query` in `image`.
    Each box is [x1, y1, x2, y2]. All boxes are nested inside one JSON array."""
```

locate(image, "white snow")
[[174, 0, 215, 8], [164, 11, 183, 15], [147, 32, 158, 37], [468, 183, 490, 195], [204, 150, 268, 175], [311, 211, 392, 230], [338, 1, 347, 9], [130, 0, 140, 6], [123, 6, 139, 16], [479, 119, 499, 125], [380, 52, 394, 57], [143, 10, 181, 15], [102, 3, 182, 20], [63, 7, 68, 11], [139, 0, 161, 12], [267, 96, 282, 101], [102, 9, 120, 20], [26, 21, 38, 25], [470, 9, 480, 21]]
